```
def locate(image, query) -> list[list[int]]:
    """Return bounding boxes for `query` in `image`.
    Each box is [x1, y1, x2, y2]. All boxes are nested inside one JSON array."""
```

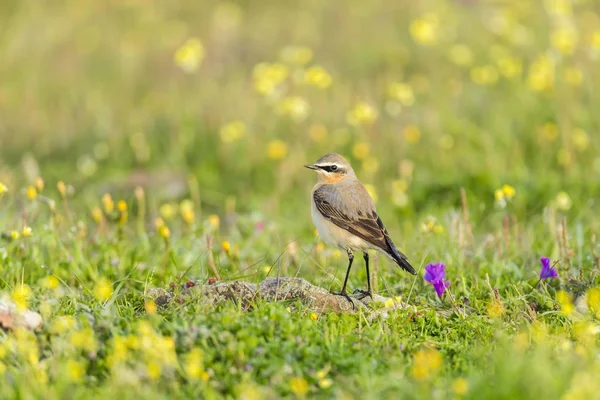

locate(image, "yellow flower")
[[185, 348, 207, 380], [41, 275, 60, 290], [487, 298, 505, 318], [279, 45, 313, 65], [470, 65, 499, 86], [387, 82, 415, 106], [591, 30, 600, 50], [147, 361, 162, 381], [91, 207, 103, 224], [315, 242, 324, 253], [93, 278, 113, 302], [21, 226, 32, 237], [57, 181, 67, 198], [159, 225, 171, 239], [319, 378, 333, 389], [51, 316, 77, 335], [421, 216, 443, 234], [497, 56, 523, 79], [393, 179, 409, 193], [145, 300, 157, 315], [527, 55, 555, 92], [411, 347, 442, 381], [384, 298, 395, 308], [220, 121, 246, 143], [34, 177, 44, 192], [551, 28, 578, 55], [66, 360, 86, 383], [277, 96, 310, 122], [557, 290, 574, 316], [448, 44, 473, 66], [315, 365, 331, 381], [347, 102, 379, 127], [26, 186, 37, 200], [392, 192, 409, 209], [253, 63, 289, 96], [364, 184, 378, 203], [452, 378, 469, 395], [221, 241, 231, 253], [12, 284, 32, 311], [180, 200, 195, 225], [116, 200, 127, 212], [494, 191, 505, 207], [502, 184, 516, 199], [174, 38, 205, 73], [102, 193, 114, 213], [160, 203, 177, 220], [119, 211, 128, 225], [587, 288, 600, 319], [208, 214, 220, 228], [10, 230, 19, 240], [539, 123, 558, 141], [403, 125, 421, 143], [572, 128, 589, 151], [410, 14, 439, 45], [352, 143, 370, 160], [289, 377, 309, 396], [362, 157, 379, 174], [309, 312, 318, 321], [564, 67, 583, 86], [0, 183, 7, 196], [555, 191, 572, 211], [267, 140, 288, 160], [70, 328, 97, 352], [573, 321, 596, 345], [304, 65, 332, 88], [309, 124, 327, 142]]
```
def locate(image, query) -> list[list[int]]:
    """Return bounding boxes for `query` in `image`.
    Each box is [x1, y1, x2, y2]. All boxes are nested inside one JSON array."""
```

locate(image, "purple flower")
[[539, 257, 558, 280], [424, 263, 450, 298]]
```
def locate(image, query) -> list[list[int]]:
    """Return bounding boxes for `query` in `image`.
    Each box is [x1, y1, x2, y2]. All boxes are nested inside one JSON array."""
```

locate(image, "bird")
[[305, 153, 416, 304]]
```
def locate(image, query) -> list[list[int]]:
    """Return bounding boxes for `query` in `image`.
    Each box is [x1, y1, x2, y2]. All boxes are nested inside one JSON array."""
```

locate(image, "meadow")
[[1, 0, 600, 398]]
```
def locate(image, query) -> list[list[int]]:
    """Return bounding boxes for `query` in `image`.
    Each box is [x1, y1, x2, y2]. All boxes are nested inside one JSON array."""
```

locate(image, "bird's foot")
[[353, 289, 373, 301], [330, 290, 355, 309]]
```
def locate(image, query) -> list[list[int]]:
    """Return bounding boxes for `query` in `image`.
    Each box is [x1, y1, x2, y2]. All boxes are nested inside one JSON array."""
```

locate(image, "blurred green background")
[[2, 1, 600, 398], [1, 0, 599, 231]]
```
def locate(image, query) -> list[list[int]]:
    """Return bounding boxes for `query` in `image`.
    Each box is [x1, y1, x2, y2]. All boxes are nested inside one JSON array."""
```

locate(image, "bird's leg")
[[355, 252, 374, 300], [331, 249, 355, 308]]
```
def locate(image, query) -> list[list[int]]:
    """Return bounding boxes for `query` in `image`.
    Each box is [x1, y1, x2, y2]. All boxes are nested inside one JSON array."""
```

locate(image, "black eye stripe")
[[319, 165, 342, 173]]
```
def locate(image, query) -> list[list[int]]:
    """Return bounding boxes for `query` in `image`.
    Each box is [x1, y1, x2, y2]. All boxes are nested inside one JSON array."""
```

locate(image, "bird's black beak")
[[304, 164, 319, 170]]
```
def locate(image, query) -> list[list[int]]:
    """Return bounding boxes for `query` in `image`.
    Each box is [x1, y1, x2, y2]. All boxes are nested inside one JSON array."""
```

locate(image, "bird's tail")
[[375, 216, 417, 275], [385, 239, 417, 275]]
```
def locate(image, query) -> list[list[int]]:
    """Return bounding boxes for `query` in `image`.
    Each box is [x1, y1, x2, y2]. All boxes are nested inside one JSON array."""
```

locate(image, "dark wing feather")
[[313, 187, 416, 274]]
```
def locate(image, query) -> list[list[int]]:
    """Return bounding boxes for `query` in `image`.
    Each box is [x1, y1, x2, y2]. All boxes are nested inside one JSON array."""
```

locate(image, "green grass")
[[1, 0, 600, 398]]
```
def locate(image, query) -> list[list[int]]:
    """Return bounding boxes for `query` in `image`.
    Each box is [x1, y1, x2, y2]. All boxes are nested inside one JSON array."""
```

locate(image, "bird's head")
[[304, 153, 356, 183]]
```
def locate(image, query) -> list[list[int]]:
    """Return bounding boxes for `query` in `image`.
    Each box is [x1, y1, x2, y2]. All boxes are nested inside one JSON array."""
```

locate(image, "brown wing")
[[313, 186, 389, 251], [313, 185, 416, 274]]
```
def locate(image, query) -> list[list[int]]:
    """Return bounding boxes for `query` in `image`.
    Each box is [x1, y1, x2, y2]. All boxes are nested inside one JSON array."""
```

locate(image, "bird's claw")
[[353, 289, 373, 301], [331, 291, 355, 309]]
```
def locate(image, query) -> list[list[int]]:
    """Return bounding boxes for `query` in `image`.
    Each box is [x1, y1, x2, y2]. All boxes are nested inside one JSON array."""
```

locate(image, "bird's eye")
[[330, 165, 338, 171]]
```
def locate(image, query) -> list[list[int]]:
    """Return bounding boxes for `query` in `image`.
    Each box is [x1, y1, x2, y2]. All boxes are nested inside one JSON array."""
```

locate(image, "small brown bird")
[[305, 153, 416, 303]]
